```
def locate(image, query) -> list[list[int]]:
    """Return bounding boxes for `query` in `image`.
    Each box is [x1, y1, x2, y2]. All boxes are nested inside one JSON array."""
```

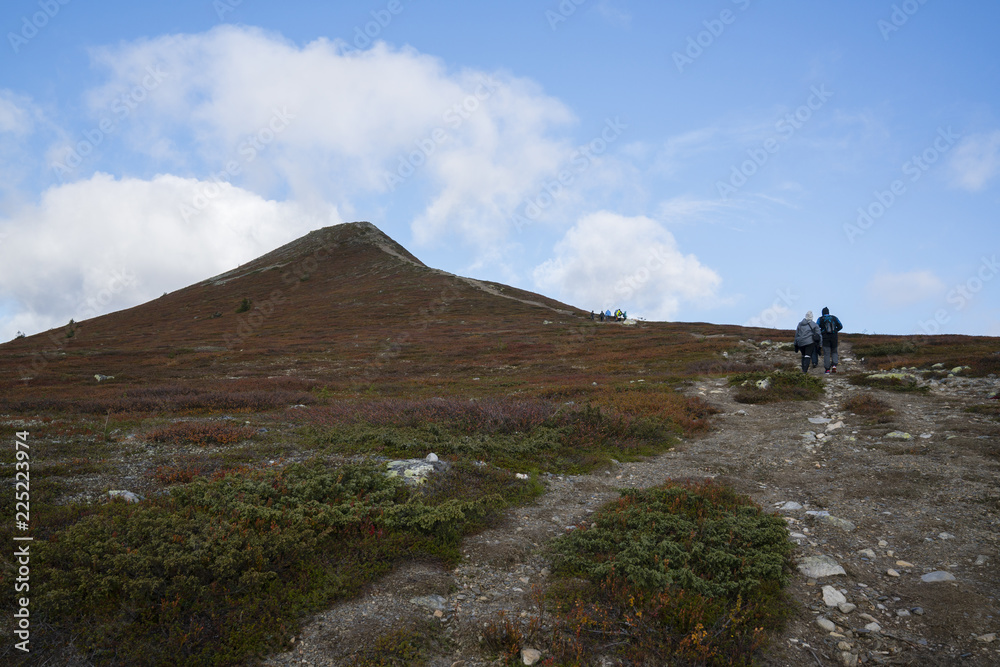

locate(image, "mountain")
[[0, 221, 613, 399]]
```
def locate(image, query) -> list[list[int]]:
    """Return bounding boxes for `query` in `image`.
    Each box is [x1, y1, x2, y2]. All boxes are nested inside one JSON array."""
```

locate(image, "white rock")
[[108, 490, 141, 503], [823, 585, 847, 607], [797, 555, 846, 578], [426, 452, 439, 462], [975, 555, 988, 566], [819, 515, 856, 532], [858, 548, 877, 559], [921, 571, 956, 583], [838, 602, 857, 614], [779, 501, 803, 511], [816, 617, 836, 632], [865, 621, 882, 633], [886, 569, 900, 577], [826, 421, 845, 431], [938, 532, 955, 540], [515, 473, 529, 480], [521, 648, 542, 665], [839, 651, 858, 667], [977, 633, 997, 644]]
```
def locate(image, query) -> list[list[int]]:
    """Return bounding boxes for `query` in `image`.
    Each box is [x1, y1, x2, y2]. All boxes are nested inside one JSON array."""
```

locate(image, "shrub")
[[853, 341, 918, 358], [299, 401, 677, 474], [34, 460, 537, 666], [729, 370, 824, 404], [849, 373, 928, 394], [146, 421, 256, 446], [842, 393, 895, 422], [235, 297, 252, 313], [546, 480, 794, 665], [966, 403, 1000, 420]]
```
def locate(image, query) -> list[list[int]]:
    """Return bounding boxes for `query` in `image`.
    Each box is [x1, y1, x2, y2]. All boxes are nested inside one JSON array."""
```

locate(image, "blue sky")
[[1, 0, 999, 340]]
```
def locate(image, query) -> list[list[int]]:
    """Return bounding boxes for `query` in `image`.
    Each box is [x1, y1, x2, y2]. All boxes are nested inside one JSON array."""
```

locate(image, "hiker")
[[794, 311, 822, 373], [590, 310, 595, 321], [816, 307, 844, 373]]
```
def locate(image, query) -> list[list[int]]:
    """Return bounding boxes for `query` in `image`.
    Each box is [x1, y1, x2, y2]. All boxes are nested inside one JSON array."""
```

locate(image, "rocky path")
[[267, 344, 1000, 666]]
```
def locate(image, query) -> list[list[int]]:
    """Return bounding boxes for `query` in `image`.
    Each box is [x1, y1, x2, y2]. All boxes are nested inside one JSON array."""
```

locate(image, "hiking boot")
[[831, 366, 837, 373], [824, 369, 831, 374]]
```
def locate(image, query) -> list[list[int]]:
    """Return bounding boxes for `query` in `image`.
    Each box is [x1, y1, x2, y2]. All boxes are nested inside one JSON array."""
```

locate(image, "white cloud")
[[0, 173, 340, 340], [70, 26, 575, 249], [949, 131, 1000, 191], [866, 270, 945, 307], [533, 211, 721, 320]]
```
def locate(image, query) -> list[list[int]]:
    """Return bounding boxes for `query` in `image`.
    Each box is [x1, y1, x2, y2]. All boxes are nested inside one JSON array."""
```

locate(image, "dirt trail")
[[268, 344, 1000, 666]]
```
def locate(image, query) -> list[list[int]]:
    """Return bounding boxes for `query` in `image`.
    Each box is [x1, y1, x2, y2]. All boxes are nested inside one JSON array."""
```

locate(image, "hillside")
[[1, 222, 998, 666]]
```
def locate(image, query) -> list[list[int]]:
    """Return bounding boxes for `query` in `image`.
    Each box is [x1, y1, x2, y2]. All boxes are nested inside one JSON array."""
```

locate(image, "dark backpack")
[[821, 315, 836, 334]]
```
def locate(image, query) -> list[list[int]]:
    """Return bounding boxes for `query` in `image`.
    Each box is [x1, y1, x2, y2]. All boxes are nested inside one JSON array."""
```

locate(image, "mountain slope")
[[0, 221, 592, 394]]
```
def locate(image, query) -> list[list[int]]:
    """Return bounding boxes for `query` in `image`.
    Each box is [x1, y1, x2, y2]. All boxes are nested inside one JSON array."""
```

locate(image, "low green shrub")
[[546, 480, 794, 665], [300, 404, 676, 474], [34, 460, 536, 666], [849, 373, 928, 394], [729, 370, 824, 404]]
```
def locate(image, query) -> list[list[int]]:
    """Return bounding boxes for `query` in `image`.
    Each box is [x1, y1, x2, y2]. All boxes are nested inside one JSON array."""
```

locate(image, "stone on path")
[[798, 555, 846, 578], [778, 501, 803, 511], [818, 515, 856, 532], [921, 571, 956, 583], [822, 585, 847, 607], [816, 617, 836, 632], [886, 431, 912, 440], [838, 602, 857, 614], [886, 569, 900, 577], [410, 595, 446, 611]]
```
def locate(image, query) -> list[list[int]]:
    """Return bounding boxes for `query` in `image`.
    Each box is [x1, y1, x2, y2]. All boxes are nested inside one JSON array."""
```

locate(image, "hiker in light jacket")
[[794, 311, 822, 373], [816, 306, 844, 373]]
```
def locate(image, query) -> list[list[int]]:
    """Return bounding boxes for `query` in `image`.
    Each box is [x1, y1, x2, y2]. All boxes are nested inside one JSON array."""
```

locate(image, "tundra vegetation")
[[1, 223, 997, 665]]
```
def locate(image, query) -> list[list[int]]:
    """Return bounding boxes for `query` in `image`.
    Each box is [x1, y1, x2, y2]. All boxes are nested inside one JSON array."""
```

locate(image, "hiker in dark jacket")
[[794, 311, 822, 373], [816, 307, 844, 373]]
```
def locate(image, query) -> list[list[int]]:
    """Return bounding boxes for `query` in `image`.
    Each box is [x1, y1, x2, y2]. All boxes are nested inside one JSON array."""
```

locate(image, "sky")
[[1, 0, 999, 340]]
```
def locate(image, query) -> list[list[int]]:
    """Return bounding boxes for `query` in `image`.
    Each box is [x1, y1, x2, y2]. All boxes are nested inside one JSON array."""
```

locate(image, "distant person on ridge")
[[817, 306, 844, 373], [794, 311, 822, 374]]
